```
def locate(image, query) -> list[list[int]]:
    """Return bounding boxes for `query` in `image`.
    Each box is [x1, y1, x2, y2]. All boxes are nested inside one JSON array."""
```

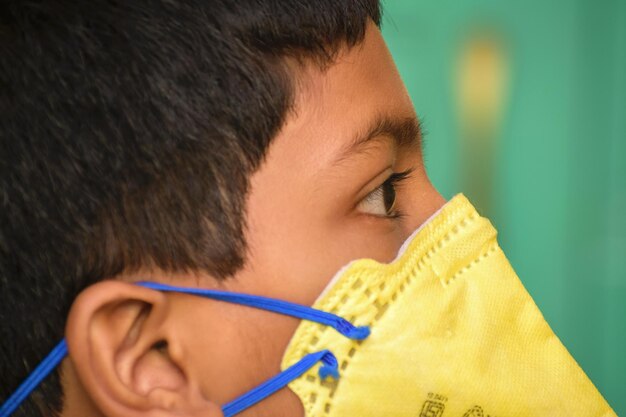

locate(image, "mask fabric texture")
[[281, 193, 616, 417]]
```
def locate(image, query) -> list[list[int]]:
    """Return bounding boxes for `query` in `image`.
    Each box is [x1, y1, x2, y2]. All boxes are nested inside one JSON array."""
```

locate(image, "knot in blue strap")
[[318, 351, 340, 380], [336, 318, 371, 340]]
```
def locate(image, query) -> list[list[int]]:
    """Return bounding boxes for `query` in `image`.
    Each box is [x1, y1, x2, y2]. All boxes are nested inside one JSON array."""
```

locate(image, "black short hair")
[[0, 1, 381, 415]]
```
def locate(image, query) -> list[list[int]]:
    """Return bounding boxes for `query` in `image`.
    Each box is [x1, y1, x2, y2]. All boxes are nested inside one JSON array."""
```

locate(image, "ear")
[[65, 280, 223, 417]]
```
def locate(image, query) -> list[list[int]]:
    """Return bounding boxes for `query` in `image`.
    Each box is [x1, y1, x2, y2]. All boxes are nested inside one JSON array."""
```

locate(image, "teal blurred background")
[[381, 0, 625, 413]]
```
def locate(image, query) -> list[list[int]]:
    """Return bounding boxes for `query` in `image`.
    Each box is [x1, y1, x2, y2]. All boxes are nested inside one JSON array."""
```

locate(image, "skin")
[[62, 20, 446, 417]]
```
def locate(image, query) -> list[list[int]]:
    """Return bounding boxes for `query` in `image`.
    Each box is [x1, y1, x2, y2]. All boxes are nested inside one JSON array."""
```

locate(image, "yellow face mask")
[[281, 193, 616, 417]]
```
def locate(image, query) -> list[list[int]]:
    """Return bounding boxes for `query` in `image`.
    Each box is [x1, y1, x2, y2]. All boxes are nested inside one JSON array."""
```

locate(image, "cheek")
[[172, 296, 302, 404], [246, 214, 406, 307]]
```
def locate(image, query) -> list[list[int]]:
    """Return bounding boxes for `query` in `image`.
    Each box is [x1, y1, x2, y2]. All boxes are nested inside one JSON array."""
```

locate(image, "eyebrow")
[[334, 114, 423, 165]]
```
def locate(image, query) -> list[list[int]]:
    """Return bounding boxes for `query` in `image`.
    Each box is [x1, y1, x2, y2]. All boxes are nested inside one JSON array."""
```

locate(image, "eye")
[[356, 169, 413, 218]]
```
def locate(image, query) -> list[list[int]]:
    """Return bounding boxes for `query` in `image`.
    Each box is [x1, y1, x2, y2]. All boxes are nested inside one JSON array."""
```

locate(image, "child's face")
[[64, 21, 445, 417], [166, 22, 445, 416]]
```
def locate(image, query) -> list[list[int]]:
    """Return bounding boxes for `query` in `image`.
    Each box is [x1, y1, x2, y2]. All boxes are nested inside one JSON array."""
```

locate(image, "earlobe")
[[65, 280, 223, 417]]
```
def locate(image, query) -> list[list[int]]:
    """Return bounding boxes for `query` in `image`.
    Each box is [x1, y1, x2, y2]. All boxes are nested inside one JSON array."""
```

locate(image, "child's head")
[[1, 1, 443, 416]]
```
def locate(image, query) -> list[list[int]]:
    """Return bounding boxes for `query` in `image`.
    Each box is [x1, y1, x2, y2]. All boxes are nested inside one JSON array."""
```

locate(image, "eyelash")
[[366, 167, 414, 220]]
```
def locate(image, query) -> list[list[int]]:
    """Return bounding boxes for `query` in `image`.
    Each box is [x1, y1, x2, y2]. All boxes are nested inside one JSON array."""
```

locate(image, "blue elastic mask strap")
[[1, 282, 369, 417], [136, 281, 371, 340], [0, 340, 68, 417], [221, 349, 338, 417]]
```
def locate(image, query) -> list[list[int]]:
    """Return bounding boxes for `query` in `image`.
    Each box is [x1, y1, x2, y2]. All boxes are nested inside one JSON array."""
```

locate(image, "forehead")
[[274, 22, 418, 173]]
